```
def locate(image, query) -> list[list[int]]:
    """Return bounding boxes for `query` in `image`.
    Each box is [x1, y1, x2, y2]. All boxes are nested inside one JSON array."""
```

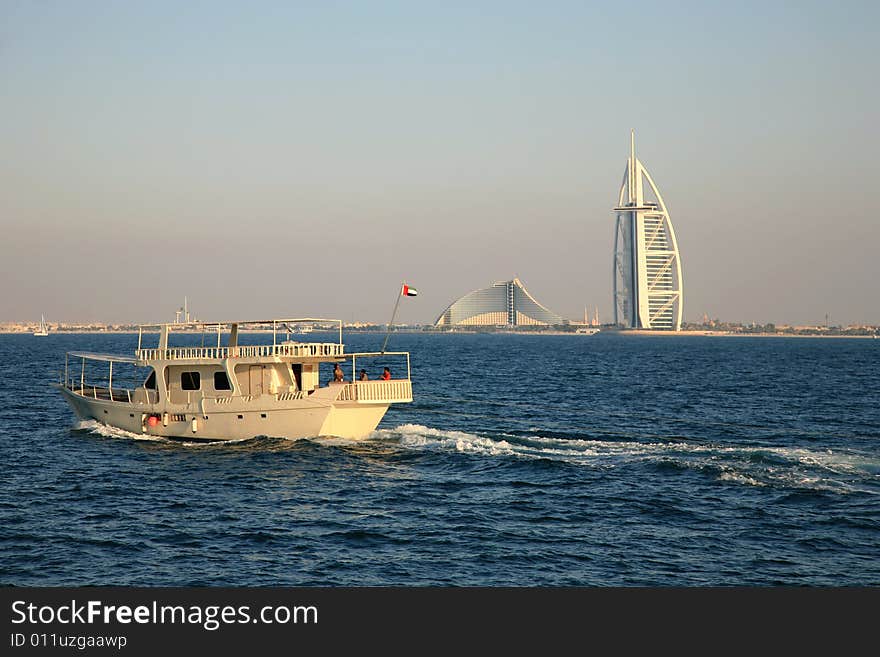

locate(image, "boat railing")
[[135, 342, 344, 362], [200, 391, 304, 406], [63, 379, 410, 406], [64, 383, 159, 405], [64, 352, 160, 406], [335, 380, 413, 403]]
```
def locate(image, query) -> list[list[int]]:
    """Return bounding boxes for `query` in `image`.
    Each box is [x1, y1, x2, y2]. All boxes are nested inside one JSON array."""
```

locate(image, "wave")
[[380, 423, 704, 462], [384, 425, 520, 457], [70, 420, 878, 495], [72, 420, 261, 448], [381, 424, 879, 495], [74, 419, 161, 442]]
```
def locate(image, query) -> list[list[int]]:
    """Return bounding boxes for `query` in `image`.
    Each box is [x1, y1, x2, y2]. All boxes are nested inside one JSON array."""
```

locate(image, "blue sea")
[[1, 332, 878, 586]]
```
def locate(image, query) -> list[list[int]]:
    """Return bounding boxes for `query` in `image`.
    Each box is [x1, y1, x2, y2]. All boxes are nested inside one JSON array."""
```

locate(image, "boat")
[[575, 327, 600, 335], [54, 317, 413, 442], [34, 315, 49, 336]]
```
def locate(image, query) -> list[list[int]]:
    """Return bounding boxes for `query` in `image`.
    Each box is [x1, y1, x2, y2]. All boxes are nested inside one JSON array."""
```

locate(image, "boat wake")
[[380, 424, 879, 495], [71, 420, 258, 447], [70, 419, 878, 495], [74, 419, 160, 442]]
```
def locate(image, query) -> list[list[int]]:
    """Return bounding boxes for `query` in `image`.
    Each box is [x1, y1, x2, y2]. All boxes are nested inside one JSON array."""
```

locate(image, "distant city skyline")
[[2, 2, 878, 326]]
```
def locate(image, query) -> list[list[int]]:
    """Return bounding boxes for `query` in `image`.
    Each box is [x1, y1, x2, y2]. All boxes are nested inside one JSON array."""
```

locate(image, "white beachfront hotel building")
[[613, 131, 683, 330], [434, 278, 564, 327]]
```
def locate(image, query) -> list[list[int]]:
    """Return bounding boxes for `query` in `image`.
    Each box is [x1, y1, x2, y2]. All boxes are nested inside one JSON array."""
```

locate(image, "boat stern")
[[318, 380, 413, 439]]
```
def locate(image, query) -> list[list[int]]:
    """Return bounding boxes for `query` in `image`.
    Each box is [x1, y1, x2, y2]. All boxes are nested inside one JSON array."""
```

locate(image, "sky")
[[1, 1, 878, 326]]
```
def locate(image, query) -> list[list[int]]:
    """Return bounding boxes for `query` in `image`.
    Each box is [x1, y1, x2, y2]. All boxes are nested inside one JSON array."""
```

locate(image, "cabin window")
[[214, 371, 231, 391], [181, 371, 201, 391], [144, 371, 157, 389]]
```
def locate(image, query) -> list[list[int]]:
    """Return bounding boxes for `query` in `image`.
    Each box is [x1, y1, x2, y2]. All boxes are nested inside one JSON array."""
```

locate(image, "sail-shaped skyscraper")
[[613, 131, 683, 330]]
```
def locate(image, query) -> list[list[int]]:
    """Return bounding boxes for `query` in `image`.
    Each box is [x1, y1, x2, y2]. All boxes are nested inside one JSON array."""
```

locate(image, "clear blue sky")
[[2, 1, 878, 325]]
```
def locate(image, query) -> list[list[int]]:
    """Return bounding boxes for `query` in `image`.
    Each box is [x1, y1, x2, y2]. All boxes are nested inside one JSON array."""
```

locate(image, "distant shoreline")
[[475, 330, 877, 339], [612, 330, 878, 339], [3, 328, 875, 339]]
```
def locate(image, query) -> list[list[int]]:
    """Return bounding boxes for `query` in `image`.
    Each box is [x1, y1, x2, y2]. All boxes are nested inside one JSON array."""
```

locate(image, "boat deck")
[[60, 379, 413, 406], [134, 341, 345, 363], [62, 384, 158, 404]]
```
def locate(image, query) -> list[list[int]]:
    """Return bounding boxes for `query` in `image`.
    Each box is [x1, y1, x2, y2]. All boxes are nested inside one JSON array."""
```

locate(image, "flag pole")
[[381, 283, 404, 354]]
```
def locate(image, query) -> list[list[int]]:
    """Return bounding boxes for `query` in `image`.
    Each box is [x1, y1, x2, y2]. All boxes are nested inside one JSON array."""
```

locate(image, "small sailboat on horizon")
[[34, 315, 49, 336]]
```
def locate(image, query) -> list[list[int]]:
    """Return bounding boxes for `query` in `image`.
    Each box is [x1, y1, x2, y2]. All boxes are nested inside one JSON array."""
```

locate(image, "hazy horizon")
[[2, 1, 878, 326]]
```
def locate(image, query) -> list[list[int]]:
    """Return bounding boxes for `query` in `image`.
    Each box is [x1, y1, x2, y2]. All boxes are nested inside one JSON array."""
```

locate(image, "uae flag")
[[401, 284, 418, 297]]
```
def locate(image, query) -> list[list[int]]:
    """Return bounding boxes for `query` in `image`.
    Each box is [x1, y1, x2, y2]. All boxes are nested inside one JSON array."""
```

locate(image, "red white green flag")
[[401, 284, 418, 297]]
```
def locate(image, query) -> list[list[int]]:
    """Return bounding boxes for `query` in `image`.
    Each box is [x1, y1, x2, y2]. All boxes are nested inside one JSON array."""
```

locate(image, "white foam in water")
[[383, 424, 690, 463], [787, 447, 878, 475], [382, 424, 876, 494], [74, 419, 875, 493], [386, 424, 517, 457], [75, 419, 162, 442], [73, 419, 254, 447], [313, 436, 370, 448], [718, 469, 767, 487]]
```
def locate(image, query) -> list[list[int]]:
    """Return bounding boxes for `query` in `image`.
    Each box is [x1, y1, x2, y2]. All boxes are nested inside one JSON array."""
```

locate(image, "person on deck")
[[381, 367, 391, 381]]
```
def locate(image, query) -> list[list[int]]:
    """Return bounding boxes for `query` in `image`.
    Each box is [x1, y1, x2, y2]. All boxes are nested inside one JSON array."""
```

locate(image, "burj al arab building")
[[613, 132, 683, 330]]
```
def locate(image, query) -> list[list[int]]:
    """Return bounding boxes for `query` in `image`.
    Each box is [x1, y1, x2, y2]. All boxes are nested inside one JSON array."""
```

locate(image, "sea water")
[[1, 332, 878, 586]]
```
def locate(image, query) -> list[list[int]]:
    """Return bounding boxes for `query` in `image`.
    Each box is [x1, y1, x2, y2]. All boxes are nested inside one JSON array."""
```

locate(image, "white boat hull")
[[57, 384, 396, 442]]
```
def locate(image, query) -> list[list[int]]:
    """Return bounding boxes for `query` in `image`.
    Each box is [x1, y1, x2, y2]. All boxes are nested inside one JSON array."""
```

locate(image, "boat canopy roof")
[[135, 317, 342, 330], [68, 351, 138, 364], [134, 317, 346, 353]]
